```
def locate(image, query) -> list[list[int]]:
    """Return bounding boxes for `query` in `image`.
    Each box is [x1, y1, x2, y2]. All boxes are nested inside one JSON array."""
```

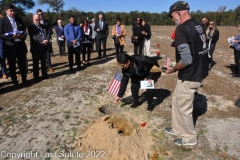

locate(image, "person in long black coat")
[[114, 54, 161, 112]]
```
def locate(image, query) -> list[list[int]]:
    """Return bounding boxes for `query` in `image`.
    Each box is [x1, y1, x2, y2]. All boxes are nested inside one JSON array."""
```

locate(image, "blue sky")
[[27, 0, 239, 13]]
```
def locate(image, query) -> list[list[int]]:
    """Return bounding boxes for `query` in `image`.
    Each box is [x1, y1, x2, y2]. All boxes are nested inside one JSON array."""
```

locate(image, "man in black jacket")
[[28, 14, 50, 83], [114, 54, 161, 112], [165, 1, 209, 146], [37, 9, 54, 73], [0, 4, 29, 88]]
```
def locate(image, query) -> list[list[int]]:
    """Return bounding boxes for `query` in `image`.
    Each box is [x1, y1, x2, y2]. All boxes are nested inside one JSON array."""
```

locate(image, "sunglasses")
[[171, 12, 179, 18]]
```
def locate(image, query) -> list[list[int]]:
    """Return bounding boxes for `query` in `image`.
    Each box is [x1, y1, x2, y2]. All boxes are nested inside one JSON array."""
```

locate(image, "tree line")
[[0, 0, 240, 27]]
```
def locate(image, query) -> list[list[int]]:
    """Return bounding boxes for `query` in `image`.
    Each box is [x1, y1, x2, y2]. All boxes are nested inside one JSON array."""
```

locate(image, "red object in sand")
[[141, 122, 146, 127]]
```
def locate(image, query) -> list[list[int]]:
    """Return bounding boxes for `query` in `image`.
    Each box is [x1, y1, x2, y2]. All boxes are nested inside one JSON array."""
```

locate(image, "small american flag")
[[108, 70, 122, 96]]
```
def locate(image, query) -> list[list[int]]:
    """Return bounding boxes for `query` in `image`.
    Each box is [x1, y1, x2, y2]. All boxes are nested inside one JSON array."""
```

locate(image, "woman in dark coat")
[[206, 21, 219, 69], [80, 18, 92, 65], [114, 54, 161, 112], [132, 17, 144, 55]]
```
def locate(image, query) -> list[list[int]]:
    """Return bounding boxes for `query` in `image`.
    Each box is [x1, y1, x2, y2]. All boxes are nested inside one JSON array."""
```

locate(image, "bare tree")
[[217, 6, 227, 26], [38, 0, 65, 14]]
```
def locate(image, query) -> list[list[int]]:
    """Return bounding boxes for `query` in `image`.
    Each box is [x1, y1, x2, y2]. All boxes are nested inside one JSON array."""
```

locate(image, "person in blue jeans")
[[231, 24, 240, 77]]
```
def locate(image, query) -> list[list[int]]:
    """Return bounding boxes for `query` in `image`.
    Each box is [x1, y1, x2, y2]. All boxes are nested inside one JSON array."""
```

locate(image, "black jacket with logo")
[[175, 19, 209, 82]]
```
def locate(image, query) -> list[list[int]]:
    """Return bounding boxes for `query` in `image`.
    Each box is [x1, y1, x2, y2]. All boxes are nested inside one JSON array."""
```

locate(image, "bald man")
[[55, 19, 65, 56], [28, 14, 50, 82]]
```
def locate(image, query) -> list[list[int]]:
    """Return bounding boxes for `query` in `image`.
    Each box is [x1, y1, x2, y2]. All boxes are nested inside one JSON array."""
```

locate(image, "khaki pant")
[[143, 37, 151, 56], [171, 79, 201, 143]]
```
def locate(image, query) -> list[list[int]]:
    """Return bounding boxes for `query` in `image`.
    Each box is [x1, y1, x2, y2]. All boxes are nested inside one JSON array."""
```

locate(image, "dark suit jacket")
[[94, 20, 109, 39], [41, 19, 53, 35], [28, 23, 51, 54], [0, 16, 27, 53], [55, 25, 65, 41]]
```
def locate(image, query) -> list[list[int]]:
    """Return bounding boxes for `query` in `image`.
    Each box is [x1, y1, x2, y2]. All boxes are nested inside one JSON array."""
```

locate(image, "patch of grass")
[[120, 102, 128, 108], [199, 129, 204, 135], [69, 121, 82, 126], [197, 156, 204, 160], [223, 145, 229, 152], [155, 131, 168, 140], [13, 133, 19, 138], [26, 125, 32, 129], [65, 114, 71, 120], [22, 115, 27, 120], [46, 141, 50, 145], [39, 117, 45, 122], [8, 108, 16, 112], [64, 111, 71, 114], [45, 125, 51, 129], [5, 115, 15, 122], [50, 112, 60, 116], [58, 120, 64, 125], [73, 116, 79, 119]]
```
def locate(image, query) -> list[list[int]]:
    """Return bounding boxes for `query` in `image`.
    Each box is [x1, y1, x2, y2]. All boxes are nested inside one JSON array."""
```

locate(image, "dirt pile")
[[76, 115, 153, 160]]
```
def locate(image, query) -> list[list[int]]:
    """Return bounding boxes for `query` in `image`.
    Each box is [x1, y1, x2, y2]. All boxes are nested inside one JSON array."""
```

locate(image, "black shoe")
[[42, 75, 50, 80], [130, 102, 140, 109], [77, 65, 82, 70], [69, 68, 75, 72], [233, 74, 240, 77], [147, 104, 154, 112], [103, 54, 107, 58], [13, 84, 20, 90], [22, 81, 32, 87], [34, 79, 40, 83]]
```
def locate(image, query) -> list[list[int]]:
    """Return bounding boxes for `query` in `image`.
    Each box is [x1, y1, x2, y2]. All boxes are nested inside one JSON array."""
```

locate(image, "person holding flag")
[[114, 53, 161, 112]]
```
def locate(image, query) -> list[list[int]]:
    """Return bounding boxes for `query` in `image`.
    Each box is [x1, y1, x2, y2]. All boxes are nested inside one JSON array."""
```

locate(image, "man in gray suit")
[[94, 14, 109, 58], [90, 18, 97, 52]]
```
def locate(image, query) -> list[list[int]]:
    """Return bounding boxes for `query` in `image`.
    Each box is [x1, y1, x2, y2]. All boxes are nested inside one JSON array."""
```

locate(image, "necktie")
[[10, 18, 17, 31], [38, 26, 45, 40], [100, 21, 102, 30]]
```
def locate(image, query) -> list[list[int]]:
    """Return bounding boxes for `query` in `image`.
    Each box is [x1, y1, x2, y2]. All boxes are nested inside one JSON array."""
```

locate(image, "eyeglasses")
[[38, 14, 43, 15]]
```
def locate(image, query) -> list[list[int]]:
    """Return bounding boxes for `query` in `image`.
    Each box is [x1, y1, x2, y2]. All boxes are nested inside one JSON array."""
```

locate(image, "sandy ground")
[[0, 26, 240, 160]]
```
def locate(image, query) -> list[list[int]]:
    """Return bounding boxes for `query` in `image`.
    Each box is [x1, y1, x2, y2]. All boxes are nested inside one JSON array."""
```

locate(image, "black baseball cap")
[[168, 1, 190, 17]]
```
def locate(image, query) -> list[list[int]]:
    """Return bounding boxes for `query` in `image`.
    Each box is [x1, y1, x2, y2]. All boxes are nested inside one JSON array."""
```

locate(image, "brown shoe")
[[2, 74, 7, 79], [48, 68, 55, 73]]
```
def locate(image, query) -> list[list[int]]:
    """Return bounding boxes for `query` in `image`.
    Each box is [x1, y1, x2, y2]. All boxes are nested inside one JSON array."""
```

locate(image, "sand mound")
[[76, 115, 153, 160]]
